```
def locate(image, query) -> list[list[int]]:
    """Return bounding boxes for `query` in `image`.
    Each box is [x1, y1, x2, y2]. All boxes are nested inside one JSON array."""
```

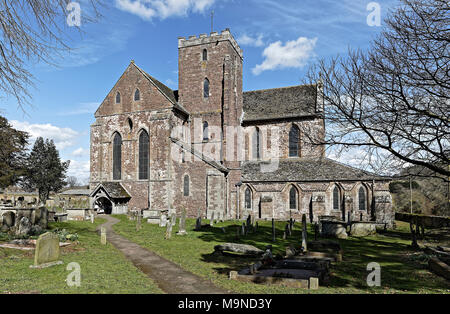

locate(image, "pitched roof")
[[242, 158, 391, 182], [90, 182, 131, 199], [133, 63, 189, 116], [243, 85, 319, 122]]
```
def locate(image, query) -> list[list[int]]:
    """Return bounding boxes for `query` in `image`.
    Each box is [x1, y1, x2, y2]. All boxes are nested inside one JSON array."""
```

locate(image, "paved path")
[[97, 215, 229, 294]]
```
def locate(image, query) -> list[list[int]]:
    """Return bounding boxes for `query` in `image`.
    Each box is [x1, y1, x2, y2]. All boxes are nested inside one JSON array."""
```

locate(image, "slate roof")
[[243, 85, 319, 122], [59, 188, 90, 196], [90, 182, 131, 199], [242, 158, 391, 182]]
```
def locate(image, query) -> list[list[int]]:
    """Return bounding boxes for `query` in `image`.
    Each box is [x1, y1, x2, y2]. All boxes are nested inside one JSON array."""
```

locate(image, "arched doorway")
[[95, 197, 113, 215]]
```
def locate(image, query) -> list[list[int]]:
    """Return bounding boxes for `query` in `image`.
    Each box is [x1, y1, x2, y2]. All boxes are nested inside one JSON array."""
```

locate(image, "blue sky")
[[0, 0, 398, 183]]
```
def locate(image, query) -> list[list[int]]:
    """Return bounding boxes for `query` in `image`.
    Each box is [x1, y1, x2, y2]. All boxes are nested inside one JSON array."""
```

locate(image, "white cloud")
[[115, 0, 216, 20], [237, 34, 264, 47], [72, 147, 89, 157], [11, 121, 80, 150], [252, 36, 317, 75], [58, 102, 100, 116], [67, 160, 90, 184]]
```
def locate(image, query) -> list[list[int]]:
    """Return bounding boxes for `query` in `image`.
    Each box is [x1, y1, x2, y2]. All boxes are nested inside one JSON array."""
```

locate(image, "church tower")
[[178, 29, 243, 165]]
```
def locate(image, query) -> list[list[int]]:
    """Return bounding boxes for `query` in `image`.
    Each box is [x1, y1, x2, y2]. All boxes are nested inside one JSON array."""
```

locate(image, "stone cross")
[[177, 209, 187, 236], [101, 227, 107, 245], [30, 232, 63, 268], [301, 214, 308, 252]]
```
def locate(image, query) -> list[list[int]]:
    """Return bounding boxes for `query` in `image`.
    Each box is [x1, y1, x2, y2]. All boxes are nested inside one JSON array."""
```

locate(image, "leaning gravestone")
[[302, 214, 308, 252], [177, 209, 187, 236], [30, 232, 63, 268], [195, 216, 202, 231]]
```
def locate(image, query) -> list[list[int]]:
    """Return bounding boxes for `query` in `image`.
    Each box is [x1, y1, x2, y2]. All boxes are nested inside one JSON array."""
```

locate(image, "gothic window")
[[127, 118, 133, 132], [203, 121, 209, 141], [289, 125, 300, 157], [245, 187, 252, 209], [116, 92, 121, 104], [202, 49, 208, 61], [138, 131, 149, 180], [289, 186, 298, 210], [113, 133, 122, 180], [333, 186, 340, 210], [184, 175, 190, 196], [253, 128, 261, 160], [134, 89, 140, 101], [204, 78, 210, 98], [359, 186, 367, 211]]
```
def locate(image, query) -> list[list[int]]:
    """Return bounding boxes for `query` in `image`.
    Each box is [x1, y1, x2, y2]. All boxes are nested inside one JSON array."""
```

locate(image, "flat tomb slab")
[[234, 269, 320, 289]]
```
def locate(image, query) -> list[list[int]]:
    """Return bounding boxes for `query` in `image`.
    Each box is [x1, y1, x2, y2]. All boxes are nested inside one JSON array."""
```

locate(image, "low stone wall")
[[66, 209, 91, 221], [395, 212, 450, 228], [1, 207, 48, 236]]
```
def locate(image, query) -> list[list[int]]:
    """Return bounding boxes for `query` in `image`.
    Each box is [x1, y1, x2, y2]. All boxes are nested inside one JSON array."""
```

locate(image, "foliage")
[[52, 228, 79, 242], [0, 116, 29, 188], [305, 0, 449, 177], [21, 137, 69, 203]]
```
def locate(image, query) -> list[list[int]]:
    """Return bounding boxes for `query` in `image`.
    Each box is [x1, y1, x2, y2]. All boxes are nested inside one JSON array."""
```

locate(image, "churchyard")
[[0, 212, 448, 294]]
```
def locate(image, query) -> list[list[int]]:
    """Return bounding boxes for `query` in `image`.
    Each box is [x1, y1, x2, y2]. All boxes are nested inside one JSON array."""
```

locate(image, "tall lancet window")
[[204, 78, 210, 98], [245, 187, 252, 209], [289, 186, 298, 210], [113, 133, 122, 180], [289, 125, 300, 157], [139, 131, 149, 180], [202, 49, 208, 61], [253, 128, 262, 160], [359, 186, 367, 211], [333, 186, 340, 211], [134, 89, 140, 101], [116, 92, 121, 104]]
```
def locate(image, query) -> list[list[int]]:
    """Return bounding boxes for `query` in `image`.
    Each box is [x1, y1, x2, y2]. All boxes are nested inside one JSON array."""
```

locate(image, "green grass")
[[0, 219, 163, 294], [113, 216, 450, 294]]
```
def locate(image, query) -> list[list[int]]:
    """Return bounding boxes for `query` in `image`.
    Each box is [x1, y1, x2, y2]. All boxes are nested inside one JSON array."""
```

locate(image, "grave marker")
[[177, 209, 187, 236], [30, 232, 63, 268], [302, 214, 308, 252]]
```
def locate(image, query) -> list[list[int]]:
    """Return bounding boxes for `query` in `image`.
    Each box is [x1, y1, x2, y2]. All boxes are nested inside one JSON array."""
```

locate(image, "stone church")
[[89, 29, 394, 227]]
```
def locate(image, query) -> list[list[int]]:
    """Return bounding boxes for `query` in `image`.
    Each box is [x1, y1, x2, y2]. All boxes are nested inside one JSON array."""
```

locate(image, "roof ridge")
[[244, 84, 317, 94]]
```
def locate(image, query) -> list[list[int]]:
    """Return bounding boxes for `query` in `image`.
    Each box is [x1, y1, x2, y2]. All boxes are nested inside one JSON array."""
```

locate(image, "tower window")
[[203, 121, 209, 141], [113, 133, 122, 180], [202, 49, 208, 61], [204, 78, 210, 98], [139, 131, 149, 180], [116, 92, 121, 104], [134, 89, 140, 101]]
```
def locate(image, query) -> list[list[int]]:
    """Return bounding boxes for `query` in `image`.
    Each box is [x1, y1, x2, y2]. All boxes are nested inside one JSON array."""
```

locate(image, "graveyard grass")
[[0, 219, 163, 294], [113, 216, 450, 294]]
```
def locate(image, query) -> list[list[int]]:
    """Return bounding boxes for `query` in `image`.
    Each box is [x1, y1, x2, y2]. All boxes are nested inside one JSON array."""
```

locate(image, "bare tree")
[[305, 0, 449, 178], [0, 0, 103, 110], [66, 175, 79, 188]]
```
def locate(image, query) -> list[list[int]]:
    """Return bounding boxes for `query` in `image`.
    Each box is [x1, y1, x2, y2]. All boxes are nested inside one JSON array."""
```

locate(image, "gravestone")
[[302, 214, 308, 252], [177, 209, 187, 236], [285, 223, 291, 237], [136, 210, 142, 231], [272, 218, 276, 242], [210, 211, 215, 227], [195, 217, 202, 231], [246, 215, 251, 228], [160, 214, 167, 227], [255, 222, 259, 232], [17, 217, 32, 237], [30, 232, 62, 268], [91, 213, 95, 224], [314, 223, 319, 241], [165, 214, 176, 239], [101, 227, 107, 245]]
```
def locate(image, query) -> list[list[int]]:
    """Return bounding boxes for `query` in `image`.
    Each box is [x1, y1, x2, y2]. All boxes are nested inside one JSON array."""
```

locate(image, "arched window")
[[333, 186, 340, 210], [202, 49, 208, 61], [289, 125, 300, 157], [359, 186, 367, 211], [127, 118, 133, 132], [245, 187, 252, 209], [139, 131, 149, 180], [116, 92, 121, 104], [183, 175, 190, 196], [134, 89, 140, 101], [203, 121, 209, 141], [253, 128, 261, 160], [289, 186, 298, 210], [113, 133, 122, 180], [204, 78, 210, 98]]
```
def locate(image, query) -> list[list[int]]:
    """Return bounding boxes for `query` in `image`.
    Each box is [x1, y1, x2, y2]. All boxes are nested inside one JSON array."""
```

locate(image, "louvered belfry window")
[[139, 131, 149, 180], [113, 133, 122, 180]]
